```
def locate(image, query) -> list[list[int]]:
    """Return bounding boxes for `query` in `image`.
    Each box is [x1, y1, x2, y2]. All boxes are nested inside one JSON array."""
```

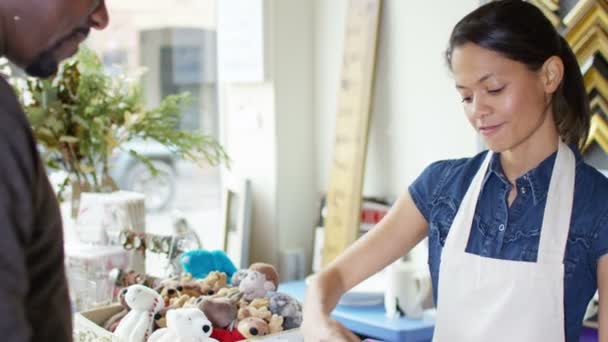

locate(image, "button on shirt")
[[409, 145, 608, 342]]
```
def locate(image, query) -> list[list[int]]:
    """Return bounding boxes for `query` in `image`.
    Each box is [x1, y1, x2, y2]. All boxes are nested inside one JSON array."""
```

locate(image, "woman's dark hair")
[[445, 0, 590, 149]]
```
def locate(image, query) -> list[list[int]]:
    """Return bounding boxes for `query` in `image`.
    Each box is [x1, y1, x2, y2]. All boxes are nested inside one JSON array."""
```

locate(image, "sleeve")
[[591, 209, 608, 269], [0, 114, 36, 341], [408, 160, 453, 222]]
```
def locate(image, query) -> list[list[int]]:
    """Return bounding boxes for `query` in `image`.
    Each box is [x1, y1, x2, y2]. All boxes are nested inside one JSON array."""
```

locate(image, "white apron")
[[432, 140, 574, 342]]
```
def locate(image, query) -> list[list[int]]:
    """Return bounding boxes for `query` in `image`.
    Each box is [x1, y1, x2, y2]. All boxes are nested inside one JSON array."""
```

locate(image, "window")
[[86, 1, 223, 272]]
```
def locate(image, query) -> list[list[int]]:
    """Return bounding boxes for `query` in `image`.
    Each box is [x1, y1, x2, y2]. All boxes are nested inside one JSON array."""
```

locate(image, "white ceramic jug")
[[384, 259, 432, 319]]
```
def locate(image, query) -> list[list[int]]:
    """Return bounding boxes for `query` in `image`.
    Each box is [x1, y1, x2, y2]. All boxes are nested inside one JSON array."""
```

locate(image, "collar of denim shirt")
[[481, 144, 583, 205]]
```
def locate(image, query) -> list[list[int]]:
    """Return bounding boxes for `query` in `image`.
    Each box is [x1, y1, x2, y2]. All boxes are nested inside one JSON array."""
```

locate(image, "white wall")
[[219, 0, 316, 275], [221, 82, 279, 266], [221, 0, 483, 274], [272, 0, 317, 275], [315, 0, 480, 203]]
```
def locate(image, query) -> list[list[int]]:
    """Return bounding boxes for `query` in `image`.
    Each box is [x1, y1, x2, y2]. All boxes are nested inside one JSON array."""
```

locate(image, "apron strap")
[[444, 151, 493, 251], [537, 140, 575, 264]]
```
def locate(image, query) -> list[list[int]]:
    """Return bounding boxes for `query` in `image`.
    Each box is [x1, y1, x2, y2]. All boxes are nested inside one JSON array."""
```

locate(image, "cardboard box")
[[73, 304, 304, 342], [73, 304, 122, 342]]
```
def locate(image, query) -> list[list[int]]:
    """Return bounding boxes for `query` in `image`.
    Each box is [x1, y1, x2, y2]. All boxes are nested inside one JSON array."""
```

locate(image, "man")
[[0, 1, 109, 341]]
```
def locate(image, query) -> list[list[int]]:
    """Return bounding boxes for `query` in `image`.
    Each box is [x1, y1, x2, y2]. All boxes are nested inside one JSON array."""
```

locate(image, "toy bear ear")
[[166, 309, 179, 326]]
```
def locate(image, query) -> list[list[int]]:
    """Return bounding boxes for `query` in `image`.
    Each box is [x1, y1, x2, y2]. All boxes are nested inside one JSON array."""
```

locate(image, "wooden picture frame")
[[221, 175, 252, 269]]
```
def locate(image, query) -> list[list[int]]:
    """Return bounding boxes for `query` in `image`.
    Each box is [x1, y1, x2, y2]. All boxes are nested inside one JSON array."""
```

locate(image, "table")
[[279, 280, 434, 342]]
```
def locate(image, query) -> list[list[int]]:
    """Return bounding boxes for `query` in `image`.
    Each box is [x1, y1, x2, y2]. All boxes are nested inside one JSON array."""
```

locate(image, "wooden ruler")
[[322, 0, 382, 267]]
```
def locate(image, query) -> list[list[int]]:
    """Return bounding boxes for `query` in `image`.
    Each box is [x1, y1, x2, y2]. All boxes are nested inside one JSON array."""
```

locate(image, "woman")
[[301, 1, 608, 341]]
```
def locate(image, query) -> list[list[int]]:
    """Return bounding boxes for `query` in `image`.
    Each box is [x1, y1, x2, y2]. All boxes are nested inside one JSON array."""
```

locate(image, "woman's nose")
[[470, 94, 491, 120]]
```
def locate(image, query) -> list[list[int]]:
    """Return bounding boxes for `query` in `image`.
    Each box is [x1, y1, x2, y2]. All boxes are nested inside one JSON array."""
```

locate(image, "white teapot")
[[384, 259, 432, 320]]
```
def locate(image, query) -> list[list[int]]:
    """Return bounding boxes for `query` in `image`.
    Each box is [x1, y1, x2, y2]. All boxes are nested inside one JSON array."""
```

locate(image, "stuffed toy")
[[148, 307, 219, 342], [231, 263, 279, 290], [267, 314, 284, 334], [237, 317, 271, 338], [239, 270, 276, 301], [215, 287, 240, 299], [178, 273, 205, 297], [237, 297, 272, 322], [237, 304, 272, 322], [156, 273, 204, 299], [199, 271, 229, 296], [181, 249, 237, 280], [210, 327, 246, 342], [197, 296, 239, 330], [103, 287, 130, 332], [248, 263, 279, 290], [192, 286, 242, 330], [154, 276, 181, 305], [246, 298, 269, 310], [114, 284, 164, 342], [234, 263, 279, 301], [230, 269, 248, 287], [268, 292, 303, 330], [237, 300, 284, 336], [159, 285, 182, 306], [156, 275, 180, 288], [154, 294, 192, 329]]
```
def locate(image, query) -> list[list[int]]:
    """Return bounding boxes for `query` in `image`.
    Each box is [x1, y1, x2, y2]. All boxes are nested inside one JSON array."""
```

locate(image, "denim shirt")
[[408, 145, 608, 341]]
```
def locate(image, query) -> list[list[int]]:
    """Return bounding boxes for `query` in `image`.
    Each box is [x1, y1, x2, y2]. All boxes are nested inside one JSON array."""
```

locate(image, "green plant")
[[4, 48, 228, 197]]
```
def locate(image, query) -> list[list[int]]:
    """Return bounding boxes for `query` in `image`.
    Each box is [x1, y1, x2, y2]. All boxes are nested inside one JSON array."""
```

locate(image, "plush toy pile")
[[105, 251, 302, 342]]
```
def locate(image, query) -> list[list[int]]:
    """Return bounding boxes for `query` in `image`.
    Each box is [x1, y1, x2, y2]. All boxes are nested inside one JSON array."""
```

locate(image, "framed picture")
[[221, 175, 252, 269]]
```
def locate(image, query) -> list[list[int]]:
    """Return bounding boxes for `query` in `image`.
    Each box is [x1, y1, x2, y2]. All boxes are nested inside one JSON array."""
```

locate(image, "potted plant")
[[2, 48, 229, 216]]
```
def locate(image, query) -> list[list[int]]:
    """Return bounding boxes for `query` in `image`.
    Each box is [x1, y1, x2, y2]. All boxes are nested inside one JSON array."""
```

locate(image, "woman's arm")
[[302, 190, 428, 340]]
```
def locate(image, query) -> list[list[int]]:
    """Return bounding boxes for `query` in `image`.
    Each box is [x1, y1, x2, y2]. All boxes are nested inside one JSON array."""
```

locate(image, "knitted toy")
[[147, 307, 219, 342], [268, 292, 303, 330], [114, 284, 164, 342], [180, 249, 237, 280]]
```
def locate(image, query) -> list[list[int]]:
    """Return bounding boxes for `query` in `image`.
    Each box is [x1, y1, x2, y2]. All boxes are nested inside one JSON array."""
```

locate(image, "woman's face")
[[451, 43, 553, 153]]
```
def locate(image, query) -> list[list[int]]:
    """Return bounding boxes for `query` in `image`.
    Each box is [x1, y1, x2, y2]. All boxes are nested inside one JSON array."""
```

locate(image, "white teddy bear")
[[114, 284, 164, 342], [148, 307, 219, 342]]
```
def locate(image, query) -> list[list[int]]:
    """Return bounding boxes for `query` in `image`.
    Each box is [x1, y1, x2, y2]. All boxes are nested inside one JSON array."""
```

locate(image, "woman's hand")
[[301, 314, 360, 342], [301, 273, 360, 342], [300, 191, 428, 341]]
